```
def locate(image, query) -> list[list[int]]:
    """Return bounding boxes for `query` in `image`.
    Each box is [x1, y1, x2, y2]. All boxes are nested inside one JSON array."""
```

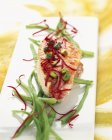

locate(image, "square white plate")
[[0, 17, 98, 140]]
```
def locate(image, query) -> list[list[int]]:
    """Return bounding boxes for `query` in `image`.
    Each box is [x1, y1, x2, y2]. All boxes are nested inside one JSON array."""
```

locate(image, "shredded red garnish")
[[16, 74, 25, 88], [8, 86, 27, 110], [12, 74, 25, 96], [67, 22, 78, 34], [68, 114, 79, 128], [48, 104, 77, 122], [56, 109, 76, 121], [55, 52, 76, 71], [32, 20, 49, 36], [48, 104, 70, 115], [30, 19, 46, 26]]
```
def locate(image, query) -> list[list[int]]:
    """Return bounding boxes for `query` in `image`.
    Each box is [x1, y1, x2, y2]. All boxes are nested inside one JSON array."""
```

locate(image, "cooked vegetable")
[[46, 53, 52, 59], [14, 92, 57, 105], [61, 49, 68, 56], [60, 68, 68, 74], [50, 71, 58, 78], [44, 47, 49, 52], [62, 72, 71, 81], [26, 25, 55, 33], [54, 42, 61, 50], [29, 38, 40, 46], [30, 44, 37, 63], [74, 78, 93, 85], [81, 50, 94, 57]]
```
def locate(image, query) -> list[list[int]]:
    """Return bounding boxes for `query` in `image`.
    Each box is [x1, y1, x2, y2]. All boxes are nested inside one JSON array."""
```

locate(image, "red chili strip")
[[32, 19, 50, 36], [67, 22, 78, 34], [45, 32, 55, 41], [56, 109, 76, 121], [45, 72, 51, 86], [68, 114, 79, 128], [58, 89, 71, 92], [33, 25, 49, 36], [8, 86, 27, 110], [30, 19, 46, 26], [48, 104, 70, 116], [56, 52, 76, 71]]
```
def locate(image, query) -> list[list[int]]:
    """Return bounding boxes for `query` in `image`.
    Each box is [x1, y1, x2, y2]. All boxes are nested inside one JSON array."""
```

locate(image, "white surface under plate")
[[0, 17, 98, 140]]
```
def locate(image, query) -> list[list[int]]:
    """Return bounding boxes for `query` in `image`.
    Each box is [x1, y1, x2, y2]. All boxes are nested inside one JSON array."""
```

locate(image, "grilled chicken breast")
[[36, 35, 83, 100]]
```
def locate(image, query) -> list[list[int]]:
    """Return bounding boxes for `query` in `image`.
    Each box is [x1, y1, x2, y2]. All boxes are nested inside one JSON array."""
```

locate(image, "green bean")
[[56, 17, 63, 30], [81, 50, 94, 57], [26, 25, 43, 29], [76, 85, 90, 113], [74, 78, 93, 85], [61, 30, 79, 47], [28, 71, 38, 110], [50, 128, 62, 140], [73, 40, 80, 48], [29, 38, 40, 46], [28, 72, 50, 140], [12, 110, 30, 116], [16, 79, 30, 95], [48, 110, 56, 125], [38, 97, 57, 104], [30, 44, 38, 64], [33, 72, 44, 97], [26, 25, 55, 33], [34, 96, 50, 140], [61, 111, 75, 125], [34, 98, 50, 140], [56, 18, 65, 36], [33, 116, 42, 140], [28, 72, 43, 140], [14, 91, 57, 105], [13, 92, 32, 102], [38, 90, 44, 97]]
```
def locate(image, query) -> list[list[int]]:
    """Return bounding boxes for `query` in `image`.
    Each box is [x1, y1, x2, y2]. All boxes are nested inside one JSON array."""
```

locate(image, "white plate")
[[0, 17, 98, 140]]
